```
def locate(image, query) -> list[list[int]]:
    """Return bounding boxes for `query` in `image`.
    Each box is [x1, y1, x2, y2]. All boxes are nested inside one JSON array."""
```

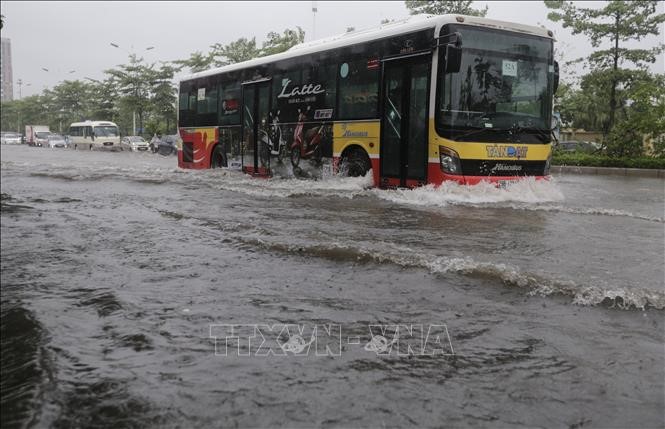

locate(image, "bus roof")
[[70, 121, 118, 127], [181, 14, 554, 84]]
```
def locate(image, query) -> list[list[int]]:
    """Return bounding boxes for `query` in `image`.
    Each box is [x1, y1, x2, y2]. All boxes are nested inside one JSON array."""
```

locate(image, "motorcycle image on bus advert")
[[290, 106, 325, 168], [259, 110, 288, 168]]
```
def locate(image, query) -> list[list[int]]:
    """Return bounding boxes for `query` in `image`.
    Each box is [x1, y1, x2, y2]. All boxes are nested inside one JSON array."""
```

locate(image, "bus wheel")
[[211, 145, 226, 168], [343, 148, 370, 177]]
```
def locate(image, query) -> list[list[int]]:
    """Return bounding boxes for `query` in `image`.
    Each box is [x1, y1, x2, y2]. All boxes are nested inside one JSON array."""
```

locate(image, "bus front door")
[[380, 57, 430, 187], [242, 80, 271, 175]]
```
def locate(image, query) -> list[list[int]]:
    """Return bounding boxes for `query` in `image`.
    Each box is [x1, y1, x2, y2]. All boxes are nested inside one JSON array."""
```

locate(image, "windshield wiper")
[[452, 125, 516, 141], [520, 126, 557, 144], [453, 124, 556, 144]]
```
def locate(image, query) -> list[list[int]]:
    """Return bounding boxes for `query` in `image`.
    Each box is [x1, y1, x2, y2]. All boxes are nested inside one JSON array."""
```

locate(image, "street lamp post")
[[16, 78, 31, 99], [16, 79, 31, 133], [41, 67, 77, 87]]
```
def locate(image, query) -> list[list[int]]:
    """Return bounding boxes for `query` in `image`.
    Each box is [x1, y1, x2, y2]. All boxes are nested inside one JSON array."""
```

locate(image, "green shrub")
[[552, 153, 665, 169], [605, 121, 645, 157]]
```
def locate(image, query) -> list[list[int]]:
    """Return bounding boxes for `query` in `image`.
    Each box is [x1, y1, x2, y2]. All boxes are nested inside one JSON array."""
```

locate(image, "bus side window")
[[338, 59, 379, 119], [220, 81, 241, 126]]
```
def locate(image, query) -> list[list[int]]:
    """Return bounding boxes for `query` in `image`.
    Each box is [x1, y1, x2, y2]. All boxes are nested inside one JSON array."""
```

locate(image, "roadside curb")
[[552, 165, 665, 178]]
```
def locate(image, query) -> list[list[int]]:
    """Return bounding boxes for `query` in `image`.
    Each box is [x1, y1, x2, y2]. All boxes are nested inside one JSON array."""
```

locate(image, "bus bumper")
[[427, 163, 549, 186]]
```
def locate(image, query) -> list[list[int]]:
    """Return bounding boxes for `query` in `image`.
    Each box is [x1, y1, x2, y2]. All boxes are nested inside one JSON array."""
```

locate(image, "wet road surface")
[[1, 145, 664, 428]]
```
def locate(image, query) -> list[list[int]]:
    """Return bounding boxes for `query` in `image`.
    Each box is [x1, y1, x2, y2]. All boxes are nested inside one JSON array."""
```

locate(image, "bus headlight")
[[439, 146, 462, 175]]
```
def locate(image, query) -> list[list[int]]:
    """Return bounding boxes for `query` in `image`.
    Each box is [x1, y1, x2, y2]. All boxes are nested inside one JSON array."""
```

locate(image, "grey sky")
[[1, 1, 663, 98]]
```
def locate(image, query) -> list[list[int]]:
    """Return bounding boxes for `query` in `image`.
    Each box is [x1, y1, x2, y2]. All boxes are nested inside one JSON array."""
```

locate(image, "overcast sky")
[[1, 1, 663, 98]]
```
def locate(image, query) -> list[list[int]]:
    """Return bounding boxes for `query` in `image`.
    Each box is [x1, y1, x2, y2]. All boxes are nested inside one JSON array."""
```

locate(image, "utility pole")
[[312, 1, 317, 42]]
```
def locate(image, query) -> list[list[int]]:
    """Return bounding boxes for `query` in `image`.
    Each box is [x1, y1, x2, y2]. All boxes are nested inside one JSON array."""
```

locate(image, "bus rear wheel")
[[211, 145, 226, 168], [342, 148, 370, 177]]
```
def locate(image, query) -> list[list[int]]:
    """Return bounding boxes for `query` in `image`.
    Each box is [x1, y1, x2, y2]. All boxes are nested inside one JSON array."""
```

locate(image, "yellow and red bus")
[[177, 14, 558, 187]]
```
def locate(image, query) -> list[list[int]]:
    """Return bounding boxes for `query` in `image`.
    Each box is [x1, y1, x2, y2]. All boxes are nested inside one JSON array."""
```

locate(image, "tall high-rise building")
[[1, 37, 14, 101]]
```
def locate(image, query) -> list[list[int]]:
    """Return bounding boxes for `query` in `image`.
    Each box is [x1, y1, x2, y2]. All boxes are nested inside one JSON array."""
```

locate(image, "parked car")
[[1, 132, 22, 144], [121, 136, 150, 152], [556, 140, 598, 154], [156, 134, 179, 156], [46, 134, 67, 148], [34, 131, 51, 147]]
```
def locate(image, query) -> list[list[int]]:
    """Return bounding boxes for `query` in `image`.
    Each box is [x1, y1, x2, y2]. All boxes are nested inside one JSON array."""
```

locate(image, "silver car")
[[46, 134, 67, 148], [1, 132, 22, 144], [121, 136, 150, 152]]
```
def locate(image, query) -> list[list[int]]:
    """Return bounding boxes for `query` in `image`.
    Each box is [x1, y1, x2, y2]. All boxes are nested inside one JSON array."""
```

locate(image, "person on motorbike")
[[150, 134, 161, 153]]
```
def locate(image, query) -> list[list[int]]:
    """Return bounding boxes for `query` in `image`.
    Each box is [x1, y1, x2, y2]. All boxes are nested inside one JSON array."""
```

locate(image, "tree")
[[149, 63, 178, 134], [260, 27, 305, 56], [210, 37, 259, 66], [405, 0, 488, 17], [173, 51, 214, 74], [606, 71, 665, 156], [0, 100, 20, 132], [88, 78, 120, 123], [49, 79, 92, 124], [105, 54, 157, 134], [545, 0, 665, 136]]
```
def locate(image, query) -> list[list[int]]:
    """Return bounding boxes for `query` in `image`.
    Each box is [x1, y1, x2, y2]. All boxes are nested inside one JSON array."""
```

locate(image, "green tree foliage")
[[607, 71, 665, 156], [173, 51, 214, 74], [150, 63, 178, 134], [260, 27, 305, 56], [2, 55, 179, 138], [105, 54, 157, 134], [175, 27, 306, 75], [88, 78, 120, 122], [48, 80, 92, 123], [0, 95, 51, 133], [545, 0, 665, 137], [210, 37, 259, 67], [405, 0, 488, 17], [556, 71, 613, 131]]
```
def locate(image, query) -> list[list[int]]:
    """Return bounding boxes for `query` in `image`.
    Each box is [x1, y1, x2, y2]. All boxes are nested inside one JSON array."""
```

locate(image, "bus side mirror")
[[445, 44, 462, 74], [553, 61, 560, 94]]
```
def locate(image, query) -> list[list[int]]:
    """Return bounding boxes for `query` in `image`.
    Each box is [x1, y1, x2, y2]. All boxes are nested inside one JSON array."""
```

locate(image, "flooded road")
[[1, 144, 663, 428]]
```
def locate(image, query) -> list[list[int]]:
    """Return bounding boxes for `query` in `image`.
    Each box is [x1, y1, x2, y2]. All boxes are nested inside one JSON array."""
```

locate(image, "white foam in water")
[[370, 178, 662, 222], [372, 177, 565, 207], [509, 204, 665, 223], [202, 168, 374, 199], [240, 236, 665, 310]]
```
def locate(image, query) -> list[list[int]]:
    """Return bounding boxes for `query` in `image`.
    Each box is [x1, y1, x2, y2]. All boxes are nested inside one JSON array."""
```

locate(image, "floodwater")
[[1, 144, 663, 428]]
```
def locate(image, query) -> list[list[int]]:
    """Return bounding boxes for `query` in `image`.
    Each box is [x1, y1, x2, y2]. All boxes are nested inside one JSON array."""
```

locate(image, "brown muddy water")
[[1, 144, 664, 428]]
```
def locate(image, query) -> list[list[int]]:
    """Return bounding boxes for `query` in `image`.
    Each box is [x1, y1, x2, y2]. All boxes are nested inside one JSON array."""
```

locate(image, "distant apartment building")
[[1, 37, 14, 101]]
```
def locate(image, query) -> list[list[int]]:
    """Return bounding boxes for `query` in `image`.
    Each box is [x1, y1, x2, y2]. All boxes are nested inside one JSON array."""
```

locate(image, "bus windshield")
[[437, 25, 554, 143], [94, 126, 118, 137]]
